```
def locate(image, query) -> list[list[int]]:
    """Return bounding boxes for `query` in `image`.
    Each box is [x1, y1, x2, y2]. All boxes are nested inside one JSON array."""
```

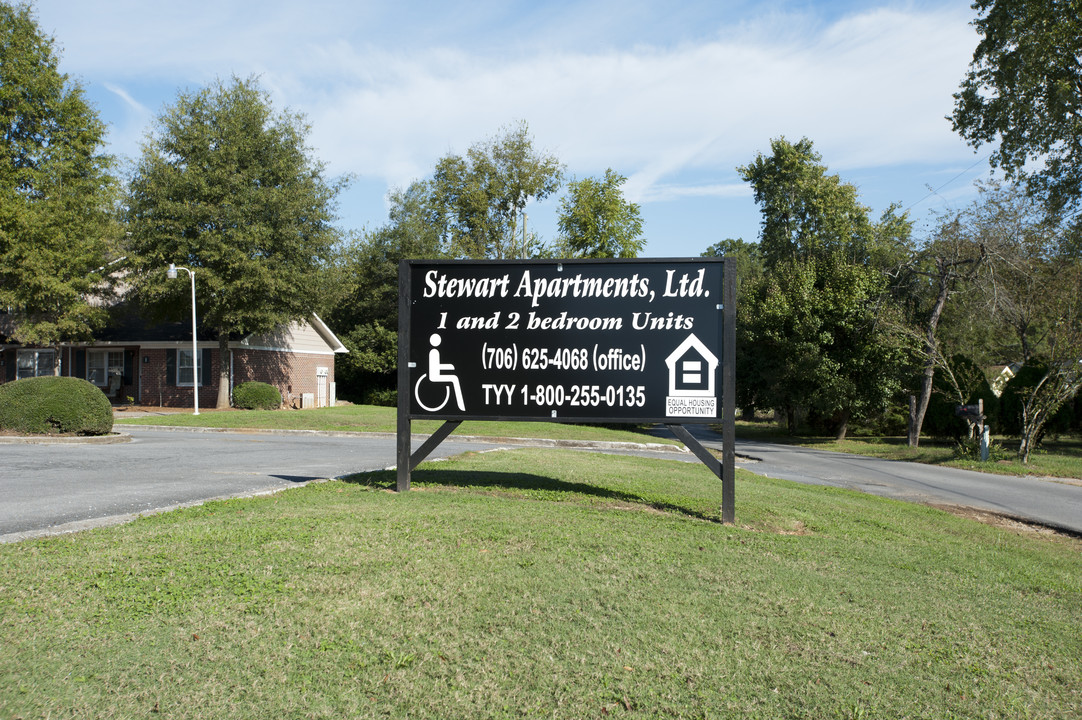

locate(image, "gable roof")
[[1, 302, 347, 355]]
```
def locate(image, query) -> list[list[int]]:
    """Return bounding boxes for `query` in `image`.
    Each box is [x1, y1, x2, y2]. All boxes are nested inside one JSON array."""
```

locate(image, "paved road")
[[709, 433, 1082, 535], [0, 428, 498, 542], [646, 425, 1082, 534], [3, 425, 1080, 541]]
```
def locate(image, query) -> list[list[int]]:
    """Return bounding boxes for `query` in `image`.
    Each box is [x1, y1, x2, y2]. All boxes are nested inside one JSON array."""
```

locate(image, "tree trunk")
[[909, 270, 952, 448], [907, 395, 916, 445], [834, 409, 850, 441], [909, 364, 935, 449], [1018, 430, 1033, 465], [1017, 390, 1047, 464], [216, 334, 231, 409]]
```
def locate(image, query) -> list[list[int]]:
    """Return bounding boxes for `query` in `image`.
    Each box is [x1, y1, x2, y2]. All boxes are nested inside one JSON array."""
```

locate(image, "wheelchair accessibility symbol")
[[414, 333, 466, 412]]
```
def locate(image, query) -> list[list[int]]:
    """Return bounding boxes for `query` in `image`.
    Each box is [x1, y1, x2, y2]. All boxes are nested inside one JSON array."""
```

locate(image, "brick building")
[[0, 310, 347, 409]]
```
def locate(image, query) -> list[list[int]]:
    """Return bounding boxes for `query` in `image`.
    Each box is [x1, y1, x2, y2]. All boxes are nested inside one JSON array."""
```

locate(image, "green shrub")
[[362, 387, 397, 407], [0, 376, 113, 435], [232, 381, 282, 410], [848, 404, 909, 437], [952, 436, 1011, 462]]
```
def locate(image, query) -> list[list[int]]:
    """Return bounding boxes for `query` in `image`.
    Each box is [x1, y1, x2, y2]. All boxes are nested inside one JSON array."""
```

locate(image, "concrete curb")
[[117, 424, 690, 454], [0, 432, 132, 445], [0, 479, 326, 545]]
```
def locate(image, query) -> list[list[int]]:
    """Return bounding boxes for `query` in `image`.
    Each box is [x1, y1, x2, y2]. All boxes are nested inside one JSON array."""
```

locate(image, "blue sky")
[[32, 0, 993, 258]]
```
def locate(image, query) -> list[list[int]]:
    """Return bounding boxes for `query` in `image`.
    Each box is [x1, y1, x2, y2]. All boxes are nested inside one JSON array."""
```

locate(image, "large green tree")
[[555, 168, 644, 258], [126, 76, 343, 408], [326, 180, 444, 401], [740, 256, 910, 437], [701, 237, 763, 297], [0, 1, 118, 357], [738, 137, 878, 269], [737, 138, 914, 437], [951, 0, 1082, 241], [432, 121, 563, 259]]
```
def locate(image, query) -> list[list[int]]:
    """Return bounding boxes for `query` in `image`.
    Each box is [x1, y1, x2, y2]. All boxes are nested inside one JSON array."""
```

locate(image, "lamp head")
[[167, 263, 177, 279]]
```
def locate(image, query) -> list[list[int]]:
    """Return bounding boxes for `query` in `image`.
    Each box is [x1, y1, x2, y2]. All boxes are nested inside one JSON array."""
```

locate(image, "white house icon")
[[665, 334, 719, 397]]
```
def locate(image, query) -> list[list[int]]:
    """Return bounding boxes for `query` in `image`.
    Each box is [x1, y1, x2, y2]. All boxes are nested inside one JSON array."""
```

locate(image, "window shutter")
[[123, 350, 135, 385], [166, 349, 177, 386], [74, 349, 86, 379], [201, 348, 213, 387], [4, 351, 14, 382]]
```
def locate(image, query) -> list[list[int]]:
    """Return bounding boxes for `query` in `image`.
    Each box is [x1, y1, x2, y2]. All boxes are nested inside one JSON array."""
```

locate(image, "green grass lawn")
[[114, 404, 677, 446], [2, 449, 1079, 719]]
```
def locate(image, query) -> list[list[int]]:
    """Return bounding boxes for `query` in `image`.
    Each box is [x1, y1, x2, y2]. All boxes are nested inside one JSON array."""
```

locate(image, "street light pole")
[[167, 263, 199, 415]]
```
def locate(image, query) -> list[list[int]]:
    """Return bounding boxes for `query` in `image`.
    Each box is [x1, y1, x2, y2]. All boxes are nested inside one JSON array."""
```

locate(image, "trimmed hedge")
[[0, 376, 114, 436], [232, 381, 282, 410]]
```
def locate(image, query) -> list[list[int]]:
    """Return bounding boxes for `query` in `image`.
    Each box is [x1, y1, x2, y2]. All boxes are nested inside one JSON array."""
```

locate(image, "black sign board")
[[396, 257, 736, 523], [402, 258, 727, 423]]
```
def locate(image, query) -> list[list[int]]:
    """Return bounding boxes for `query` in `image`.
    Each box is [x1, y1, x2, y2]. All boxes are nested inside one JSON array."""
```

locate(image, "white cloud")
[[294, 5, 977, 203], [103, 83, 148, 116], [33, 0, 984, 245], [639, 182, 751, 203]]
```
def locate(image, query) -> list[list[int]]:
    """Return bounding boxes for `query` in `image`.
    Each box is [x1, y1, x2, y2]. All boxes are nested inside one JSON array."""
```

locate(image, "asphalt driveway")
[[3, 425, 1080, 542], [640, 424, 1082, 535], [729, 436, 1082, 535], [0, 428, 496, 542]]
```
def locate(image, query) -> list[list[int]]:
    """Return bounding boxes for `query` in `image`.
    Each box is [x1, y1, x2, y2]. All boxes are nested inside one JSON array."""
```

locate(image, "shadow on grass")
[[344, 468, 726, 525], [1038, 439, 1082, 458]]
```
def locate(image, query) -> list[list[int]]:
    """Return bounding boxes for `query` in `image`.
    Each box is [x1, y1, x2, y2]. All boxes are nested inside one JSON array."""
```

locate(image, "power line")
[[903, 153, 991, 215]]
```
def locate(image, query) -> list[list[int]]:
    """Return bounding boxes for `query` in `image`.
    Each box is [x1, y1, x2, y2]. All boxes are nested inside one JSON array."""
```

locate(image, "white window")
[[87, 350, 124, 387], [16, 349, 55, 379], [177, 349, 200, 386]]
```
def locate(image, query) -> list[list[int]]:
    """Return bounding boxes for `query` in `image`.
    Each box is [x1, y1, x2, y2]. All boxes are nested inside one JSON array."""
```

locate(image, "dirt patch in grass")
[[933, 504, 1081, 540]]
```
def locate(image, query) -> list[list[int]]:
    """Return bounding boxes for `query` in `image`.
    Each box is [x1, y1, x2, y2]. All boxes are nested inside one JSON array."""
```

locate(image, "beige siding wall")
[[243, 321, 335, 355]]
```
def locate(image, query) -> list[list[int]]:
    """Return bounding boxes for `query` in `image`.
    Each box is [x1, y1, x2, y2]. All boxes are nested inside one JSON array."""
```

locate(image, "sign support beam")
[[396, 261, 412, 492], [721, 256, 736, 524], [665, 424, 733, 522], [666, 424, 720, 476], [409, 421, 462, 472]]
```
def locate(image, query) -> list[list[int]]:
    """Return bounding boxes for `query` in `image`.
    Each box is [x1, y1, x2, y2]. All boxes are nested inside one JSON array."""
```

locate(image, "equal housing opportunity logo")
[[664, 333, 719, 418]]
